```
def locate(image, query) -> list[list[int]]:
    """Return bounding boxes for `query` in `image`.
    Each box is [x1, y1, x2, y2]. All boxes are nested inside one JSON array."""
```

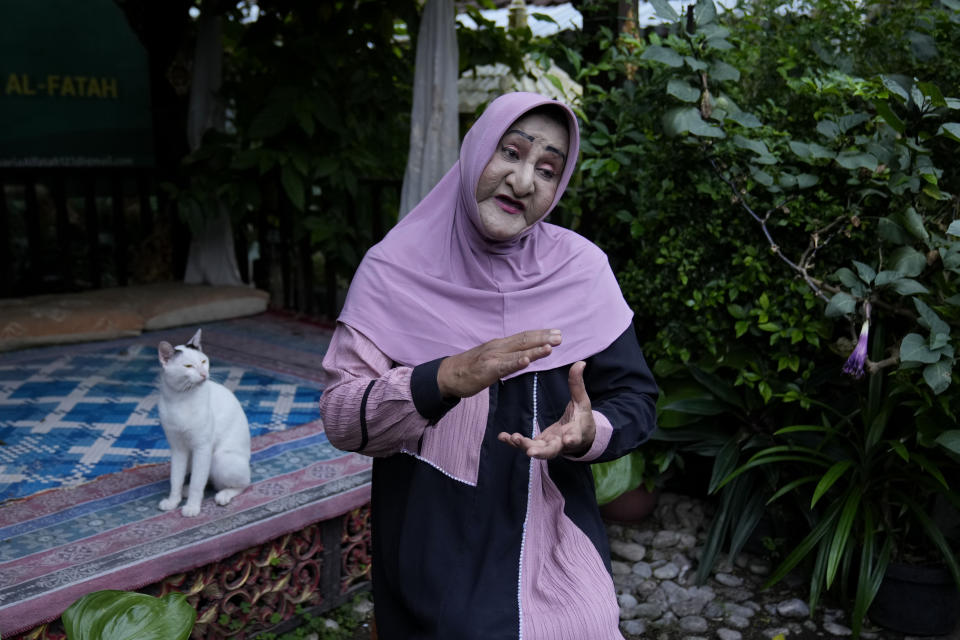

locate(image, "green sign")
[[0, 0, 154, 167]]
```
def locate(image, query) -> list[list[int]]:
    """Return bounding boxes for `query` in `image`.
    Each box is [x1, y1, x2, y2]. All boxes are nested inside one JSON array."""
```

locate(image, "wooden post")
[[52, 172, 72, 290], [24, 175, 42, 292], [84, 176, 102, 289], [0, 173, 11, 297], [111, 171, 128, 286]]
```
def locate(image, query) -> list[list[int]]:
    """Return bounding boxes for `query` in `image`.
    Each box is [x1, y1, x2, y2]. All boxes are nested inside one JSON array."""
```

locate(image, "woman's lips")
[[495, 195, 525, 215]]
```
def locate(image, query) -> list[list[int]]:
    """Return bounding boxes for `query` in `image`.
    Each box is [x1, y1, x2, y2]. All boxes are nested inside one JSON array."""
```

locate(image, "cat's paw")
[[159, 497, 180, 511], [215, 488, 243, 505], [181, 503, 202, 517]]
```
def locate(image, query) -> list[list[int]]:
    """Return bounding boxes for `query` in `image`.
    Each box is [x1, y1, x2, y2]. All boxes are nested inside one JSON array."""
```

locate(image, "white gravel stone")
[[612, 560, 632, 576], [621, 619, 646, 636], [715, 586, 753, 602], [650, 611, 679, 628], [717, 629, 743, 640], [763, 627, 791, 640], [352, 598, 374, 616], [725, 603, 754, 618], [824, 621, 852, 636], [654, 562, 681, 580], [678, 532, 699, 549], [610, 540, 648, 562], [702, 601, 724, 619], [619, 593, 639, 609], [714, 572, 743, 587], [748, 560, 771, 575], [777, 597, 810, 618], [632, 561, 653, 578], [679, 616, 709, 633], [653, 530, 681, 548], [725, 615, 750, 629], [631, 529, 656, 545], [635, 579, 660, 597], [636, 602, 666, 619]]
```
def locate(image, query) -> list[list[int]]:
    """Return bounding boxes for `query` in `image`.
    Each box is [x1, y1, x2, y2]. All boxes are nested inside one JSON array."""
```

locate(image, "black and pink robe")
[[319, 323, 658, 640]]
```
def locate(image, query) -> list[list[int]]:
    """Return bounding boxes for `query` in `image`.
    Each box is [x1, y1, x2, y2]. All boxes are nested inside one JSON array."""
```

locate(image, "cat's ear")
[[187, 329, 203, 351], [158, 341, 176, 364]]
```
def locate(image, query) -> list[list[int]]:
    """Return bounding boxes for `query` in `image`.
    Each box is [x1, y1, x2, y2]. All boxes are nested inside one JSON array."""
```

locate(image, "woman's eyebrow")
[[504, 128, 567, 163]]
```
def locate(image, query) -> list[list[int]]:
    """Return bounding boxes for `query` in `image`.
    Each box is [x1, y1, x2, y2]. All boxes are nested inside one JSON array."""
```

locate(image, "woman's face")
[[475, 112, 569, 241]]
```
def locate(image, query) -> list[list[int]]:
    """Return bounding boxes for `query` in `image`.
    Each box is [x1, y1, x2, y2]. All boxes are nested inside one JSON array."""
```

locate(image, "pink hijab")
[[338, 92, 633, 377]]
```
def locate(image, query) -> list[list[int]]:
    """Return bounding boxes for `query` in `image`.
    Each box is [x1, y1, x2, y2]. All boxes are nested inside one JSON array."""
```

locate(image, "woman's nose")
[[507, 163, 534, 196]]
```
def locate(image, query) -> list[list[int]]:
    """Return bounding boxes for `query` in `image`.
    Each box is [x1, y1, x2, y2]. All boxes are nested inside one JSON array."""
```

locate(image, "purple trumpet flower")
[[842, 302, 871, 379]]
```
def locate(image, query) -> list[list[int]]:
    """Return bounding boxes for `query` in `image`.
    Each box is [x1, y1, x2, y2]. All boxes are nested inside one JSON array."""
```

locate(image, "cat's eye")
[[184, 364, 193, 368], [202, 360, 207, 365]]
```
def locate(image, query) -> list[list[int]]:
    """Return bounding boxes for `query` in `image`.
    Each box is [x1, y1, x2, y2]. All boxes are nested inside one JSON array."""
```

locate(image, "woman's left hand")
[[497, 361, 595, 460]]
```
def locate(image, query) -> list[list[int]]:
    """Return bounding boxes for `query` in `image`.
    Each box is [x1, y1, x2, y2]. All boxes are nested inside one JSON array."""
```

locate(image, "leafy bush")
[[556, 0, 960, 631]]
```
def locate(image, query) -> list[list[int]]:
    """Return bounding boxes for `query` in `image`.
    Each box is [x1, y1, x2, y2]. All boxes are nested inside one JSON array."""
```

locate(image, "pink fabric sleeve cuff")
[[564, 410, 613, 462]]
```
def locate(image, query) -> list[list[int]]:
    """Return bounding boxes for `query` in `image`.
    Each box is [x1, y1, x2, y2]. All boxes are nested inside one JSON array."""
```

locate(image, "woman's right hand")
[[437, 329, 562, 398]]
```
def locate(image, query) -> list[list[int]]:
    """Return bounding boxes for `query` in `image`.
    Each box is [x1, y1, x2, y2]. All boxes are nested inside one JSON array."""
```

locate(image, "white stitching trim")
[[517, 373, 538, 640], [399, 449, 478, 487]]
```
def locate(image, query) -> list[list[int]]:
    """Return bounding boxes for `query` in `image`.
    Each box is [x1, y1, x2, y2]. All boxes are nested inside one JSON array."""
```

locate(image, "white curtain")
[[398, 0, 460, 220], [183, 15, 244, 286]]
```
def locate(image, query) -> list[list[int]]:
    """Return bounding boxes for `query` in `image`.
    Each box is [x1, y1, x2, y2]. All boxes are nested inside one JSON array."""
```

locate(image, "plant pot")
[[869, 562, 960, 636], [598, 487, 659, 525]]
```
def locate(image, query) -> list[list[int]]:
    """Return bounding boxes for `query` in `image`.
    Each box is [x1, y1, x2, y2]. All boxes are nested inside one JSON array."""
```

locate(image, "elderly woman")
[[319, 92, 658, 639]]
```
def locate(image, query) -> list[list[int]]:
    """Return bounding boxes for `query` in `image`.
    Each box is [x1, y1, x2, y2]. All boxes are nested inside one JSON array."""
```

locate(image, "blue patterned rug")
[[0, 313, 333, 503]]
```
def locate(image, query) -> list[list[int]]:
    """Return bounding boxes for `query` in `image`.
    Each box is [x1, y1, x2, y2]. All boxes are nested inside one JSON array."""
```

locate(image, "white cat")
[[156, 328, 251, 517]]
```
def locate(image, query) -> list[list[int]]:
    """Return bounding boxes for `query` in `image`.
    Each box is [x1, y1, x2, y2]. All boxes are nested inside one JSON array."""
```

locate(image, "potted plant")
[[592, 449, 660, 523], [720, 373, 960, 637]]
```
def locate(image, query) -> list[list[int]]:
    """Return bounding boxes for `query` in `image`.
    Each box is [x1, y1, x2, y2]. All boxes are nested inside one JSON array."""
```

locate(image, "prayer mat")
[[0, 313, 373, 638]]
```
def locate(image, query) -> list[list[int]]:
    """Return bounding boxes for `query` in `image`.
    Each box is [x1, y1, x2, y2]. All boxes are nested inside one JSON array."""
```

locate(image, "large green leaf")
[[62, 591, 196, 640], [902, 206, 930, 242], [764, 502, 840, 589], [835, 152, 878, 172], [825, 292, 856, 317], [662, 107, 724, 138], [825, 490, 861, 589], [940, 123, 960, 143], [710, 60, 740, 82], [816, 120, 842, 140], [725, 110, 762, 128], [708, 437, 742, 494], [810, 461, 852, 508], [667, 79, 700, 103], [649, 0, 679, 22], [913, 298, 951, 336], [641, 45, 683, 67], [874, 101, 905, 134], [281, 165, 306, 211], [900, 333, 941, 364], [923, 360, 953, 395], [881, 75, 910, 102], [935, 430, 960, 455], [591, 451, 646, 505], [694, 0, 717, 25], [889, 246, 927, 277], [852, 260, 876, 284], [891, 278, 928, 296], [788, 140, 834, 161]]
